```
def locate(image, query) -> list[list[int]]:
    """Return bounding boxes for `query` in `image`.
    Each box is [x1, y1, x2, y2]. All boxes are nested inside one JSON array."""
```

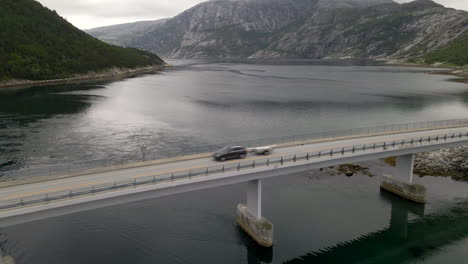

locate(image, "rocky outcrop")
[[106, 0, 468, 60], [414, 147, 468, 180]]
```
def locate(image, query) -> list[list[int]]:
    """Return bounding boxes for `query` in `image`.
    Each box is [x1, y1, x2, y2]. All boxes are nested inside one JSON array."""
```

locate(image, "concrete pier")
[[380, 153, 426, 203], [381, 175, 426, 203], [237, 180, 273, 247], [396, 154, 415, 183]]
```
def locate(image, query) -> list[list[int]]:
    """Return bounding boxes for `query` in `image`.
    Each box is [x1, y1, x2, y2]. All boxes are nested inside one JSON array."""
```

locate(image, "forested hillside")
[[424, 31, 468, 66], [0, 0, 165, 81]]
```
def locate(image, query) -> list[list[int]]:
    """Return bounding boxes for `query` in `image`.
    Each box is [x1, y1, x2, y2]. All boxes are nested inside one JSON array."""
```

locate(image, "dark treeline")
[[0, 0, 165, 81]]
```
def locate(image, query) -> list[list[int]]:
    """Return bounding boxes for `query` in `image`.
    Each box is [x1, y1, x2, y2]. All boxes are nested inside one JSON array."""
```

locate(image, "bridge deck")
[[0, 126, 466, 203]]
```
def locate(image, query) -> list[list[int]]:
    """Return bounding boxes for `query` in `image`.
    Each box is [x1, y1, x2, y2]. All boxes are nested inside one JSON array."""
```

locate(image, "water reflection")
[[282, 192, 468, 264], [1, 60, 467, 178], [236, 226, 273, 264]]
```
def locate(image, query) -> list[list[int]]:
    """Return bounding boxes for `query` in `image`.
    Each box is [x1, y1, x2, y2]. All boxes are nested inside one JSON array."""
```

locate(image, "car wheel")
[[264, 150, 270, 155], [219, 156, 226, 162], [240, 154, 246, 159]]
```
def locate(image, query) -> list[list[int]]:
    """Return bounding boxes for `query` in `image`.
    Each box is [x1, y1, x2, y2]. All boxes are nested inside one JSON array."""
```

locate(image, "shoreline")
[[0, 64, 169, 90], [383, 60, 468, 83]]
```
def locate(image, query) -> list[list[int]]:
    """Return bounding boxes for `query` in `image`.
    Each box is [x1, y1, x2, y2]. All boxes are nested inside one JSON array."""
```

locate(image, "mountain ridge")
[[88, 0, 468, 65]]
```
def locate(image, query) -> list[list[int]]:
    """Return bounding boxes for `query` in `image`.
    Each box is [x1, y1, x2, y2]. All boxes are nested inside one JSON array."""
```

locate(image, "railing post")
[[460, 133, 462, 138], [293, 155, 296, 162], [238, 163, 241, 171], [133, 179, 136, 186], [330, 149, 333, 156], [153, 176, 156, 183], [383, 142, 386, 149], [267, 159, 270, 166], [436, 136, 439, 141], [411, 138, 414, 144], [319, 152, 321, 158], [306, 153, 309, 160], [171, 173, 174, 181], [392, 141, 395, 147], [342, 148, 345, 155], [253, 161, 256, 168], [444, 135, 447, 140], [419, 137, 423, 143], [69, 190, 72, 198], [363, 145, 366, 151], [452, 133, 455, 139], [281, 157, 284, 165], [352, 147, 355, 153], [189, 170, 192, 177], [206, 168, 209, 175], [402, 140, 405, 146], [222, 165, 225, 172]]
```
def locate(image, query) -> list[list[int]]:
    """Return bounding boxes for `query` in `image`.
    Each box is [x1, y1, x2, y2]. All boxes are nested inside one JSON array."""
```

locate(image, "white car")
[[248, 145, 275, 155]]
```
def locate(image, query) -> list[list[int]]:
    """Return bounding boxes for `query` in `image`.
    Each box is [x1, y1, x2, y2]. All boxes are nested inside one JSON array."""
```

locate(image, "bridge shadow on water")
[[240, 190, 468, 264]]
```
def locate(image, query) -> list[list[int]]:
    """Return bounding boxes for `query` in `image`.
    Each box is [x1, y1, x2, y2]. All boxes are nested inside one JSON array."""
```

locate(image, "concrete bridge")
[[0, 121, 467, 247]]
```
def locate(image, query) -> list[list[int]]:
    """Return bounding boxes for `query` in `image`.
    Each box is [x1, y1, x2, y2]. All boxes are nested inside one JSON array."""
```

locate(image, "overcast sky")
[[36, 0, 468, 30]]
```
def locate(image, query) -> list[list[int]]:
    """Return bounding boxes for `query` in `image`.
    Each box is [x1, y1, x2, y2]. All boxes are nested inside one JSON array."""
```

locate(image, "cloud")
[[36, 0, 468, 30], [395, 0, 468, 10], [37, 0, 208, 29]]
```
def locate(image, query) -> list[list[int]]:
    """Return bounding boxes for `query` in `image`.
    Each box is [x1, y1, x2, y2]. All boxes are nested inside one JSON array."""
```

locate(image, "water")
[[1, 161, 468, 264], [0, 60, 467, 263], [0, 60, 467, 174]]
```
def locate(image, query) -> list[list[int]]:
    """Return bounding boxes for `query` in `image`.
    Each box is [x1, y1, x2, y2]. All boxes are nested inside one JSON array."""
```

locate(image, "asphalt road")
[[0, 126, 466, 201]]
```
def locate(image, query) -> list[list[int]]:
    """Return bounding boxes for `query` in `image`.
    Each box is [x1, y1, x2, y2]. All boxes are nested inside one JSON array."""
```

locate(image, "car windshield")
[[218, 146, 231, 153]]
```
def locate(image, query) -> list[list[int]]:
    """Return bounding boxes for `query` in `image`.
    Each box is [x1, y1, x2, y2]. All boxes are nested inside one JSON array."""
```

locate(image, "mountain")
[[0, 0, 165, 82], [423, 31, 468, 66], [85, 19, 170, 47], [108, 0, 467, 64]]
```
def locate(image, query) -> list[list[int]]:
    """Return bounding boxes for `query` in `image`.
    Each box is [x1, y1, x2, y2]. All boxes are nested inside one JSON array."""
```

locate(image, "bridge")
[[0, 119, 466, 247]]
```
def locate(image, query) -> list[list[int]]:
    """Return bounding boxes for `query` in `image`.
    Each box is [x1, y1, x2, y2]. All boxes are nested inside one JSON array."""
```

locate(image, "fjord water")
[[1, 60, 467, 173], [0, 60, 468, 264]]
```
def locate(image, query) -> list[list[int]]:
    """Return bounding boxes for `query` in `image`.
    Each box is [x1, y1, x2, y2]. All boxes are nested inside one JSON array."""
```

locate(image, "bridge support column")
[[236, 179, 273, 247], [381, 154, 426, 203], [0, 250, 15, 264]]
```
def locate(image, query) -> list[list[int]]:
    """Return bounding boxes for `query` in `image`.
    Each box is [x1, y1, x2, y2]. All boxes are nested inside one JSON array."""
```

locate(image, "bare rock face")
[[110, 0, 467, 60], [86, 19, 170, 47]]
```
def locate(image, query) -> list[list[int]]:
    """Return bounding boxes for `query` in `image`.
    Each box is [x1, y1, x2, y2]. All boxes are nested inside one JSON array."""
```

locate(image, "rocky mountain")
[[0, 0, 165, 81], [86, 19, 169, 47], [92, 0, 468, 65]]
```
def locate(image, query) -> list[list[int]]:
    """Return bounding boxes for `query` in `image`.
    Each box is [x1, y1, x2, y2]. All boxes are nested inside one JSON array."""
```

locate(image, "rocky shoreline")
[[0, 64, 169, 90], [414, 146, 468, 181], [384, 147, 468, 181]]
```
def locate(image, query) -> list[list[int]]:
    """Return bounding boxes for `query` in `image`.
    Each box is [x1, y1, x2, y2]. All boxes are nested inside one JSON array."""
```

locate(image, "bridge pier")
[[236, 179, 273, 247], [381, 154, 426, 203]]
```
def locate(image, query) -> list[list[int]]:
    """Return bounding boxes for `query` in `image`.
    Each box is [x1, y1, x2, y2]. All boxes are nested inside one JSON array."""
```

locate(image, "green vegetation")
[[0, 0, 164, 81], [424, 31, 468, 66]]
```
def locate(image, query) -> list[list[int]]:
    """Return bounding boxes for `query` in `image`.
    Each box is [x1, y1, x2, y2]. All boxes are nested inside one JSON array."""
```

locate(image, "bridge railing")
[[1, 118, 468, 180], [0, 130, 467, 212]]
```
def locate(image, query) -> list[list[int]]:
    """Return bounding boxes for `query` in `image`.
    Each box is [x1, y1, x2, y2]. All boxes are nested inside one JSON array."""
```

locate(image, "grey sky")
[[36, 0, 468, 30]]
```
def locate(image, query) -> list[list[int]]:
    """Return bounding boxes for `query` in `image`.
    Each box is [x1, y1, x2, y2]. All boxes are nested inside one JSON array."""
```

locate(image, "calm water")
[[0, 60, 467, 173], [1, 161, 468, 264], [0, 60, 467, 263]]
